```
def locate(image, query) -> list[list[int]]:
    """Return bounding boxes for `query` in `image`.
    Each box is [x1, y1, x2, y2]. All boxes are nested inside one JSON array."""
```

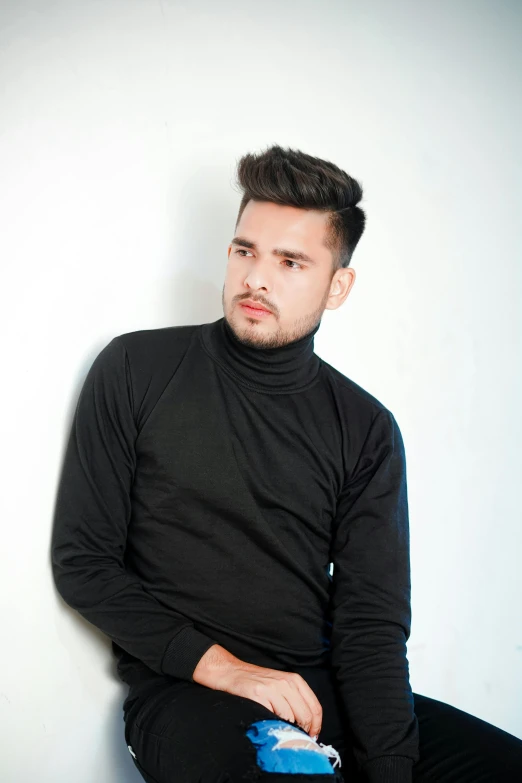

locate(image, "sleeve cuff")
[[161, 625, 216, 681], [362, 755, 414, 783]]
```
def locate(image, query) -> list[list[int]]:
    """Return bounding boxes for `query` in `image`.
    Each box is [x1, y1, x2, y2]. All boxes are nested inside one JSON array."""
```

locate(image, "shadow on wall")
[[107, 672, 143, 782], [51, 594, 143, 781]]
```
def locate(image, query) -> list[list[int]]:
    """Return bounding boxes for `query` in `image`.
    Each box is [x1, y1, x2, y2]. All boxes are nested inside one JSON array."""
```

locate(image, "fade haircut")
[[233, 144, 366, 274]]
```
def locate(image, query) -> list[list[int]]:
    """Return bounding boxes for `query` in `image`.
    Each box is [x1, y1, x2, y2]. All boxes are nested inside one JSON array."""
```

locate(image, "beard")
[[222, 283, 330, 350]]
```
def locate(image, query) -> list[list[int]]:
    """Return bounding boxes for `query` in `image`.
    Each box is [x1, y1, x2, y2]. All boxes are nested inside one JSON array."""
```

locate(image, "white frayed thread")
[[266, 725, 342, 768], [127, 745, 137, 759], [317, 742, 342, 769]]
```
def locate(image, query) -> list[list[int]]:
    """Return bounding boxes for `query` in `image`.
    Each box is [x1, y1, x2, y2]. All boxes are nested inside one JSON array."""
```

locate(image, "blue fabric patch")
[[245, 719, 335, 775]]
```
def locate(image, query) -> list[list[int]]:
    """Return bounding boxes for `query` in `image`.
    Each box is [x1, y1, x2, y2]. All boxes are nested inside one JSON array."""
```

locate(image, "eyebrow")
[[230, 236, 317, 266]]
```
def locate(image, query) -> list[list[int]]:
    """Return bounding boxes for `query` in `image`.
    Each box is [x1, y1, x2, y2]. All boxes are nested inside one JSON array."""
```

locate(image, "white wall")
[[1, 1, 521, 780]]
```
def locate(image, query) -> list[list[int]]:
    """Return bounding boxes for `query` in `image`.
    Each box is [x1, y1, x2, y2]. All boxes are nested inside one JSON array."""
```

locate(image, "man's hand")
[[192, 644, 322, 739]]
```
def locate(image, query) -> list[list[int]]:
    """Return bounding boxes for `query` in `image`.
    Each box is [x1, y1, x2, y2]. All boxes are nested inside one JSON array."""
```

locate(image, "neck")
[[199, 316, 323, 394]]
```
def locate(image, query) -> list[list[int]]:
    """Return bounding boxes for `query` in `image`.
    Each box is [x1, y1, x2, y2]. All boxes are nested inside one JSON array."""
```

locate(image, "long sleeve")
[[51, 336, 217, 681], [329, 408, 419, 783]]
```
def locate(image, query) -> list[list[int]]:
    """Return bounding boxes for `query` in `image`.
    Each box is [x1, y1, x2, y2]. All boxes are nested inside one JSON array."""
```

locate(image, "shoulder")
[[114, 322, 200, 365], [108, 322, 202, 427], [319, 357, 393, 423], [319, 358, 403, 480]]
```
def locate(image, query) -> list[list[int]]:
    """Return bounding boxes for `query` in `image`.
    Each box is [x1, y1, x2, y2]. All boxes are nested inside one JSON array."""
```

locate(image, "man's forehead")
[[235, 202, 331, 255]]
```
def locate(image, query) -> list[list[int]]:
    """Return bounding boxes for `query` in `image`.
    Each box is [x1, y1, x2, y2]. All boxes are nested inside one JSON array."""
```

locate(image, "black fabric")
[[52, 314, 430, 779], [122, 669, 522, 783]]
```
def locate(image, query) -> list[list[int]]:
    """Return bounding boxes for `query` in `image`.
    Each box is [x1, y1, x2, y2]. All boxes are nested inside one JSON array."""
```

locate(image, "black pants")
[[122, 665, 522, 782]]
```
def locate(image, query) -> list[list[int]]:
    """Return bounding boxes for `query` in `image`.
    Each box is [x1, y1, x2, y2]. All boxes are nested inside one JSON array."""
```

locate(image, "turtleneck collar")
[[199, 316, 323, 394]]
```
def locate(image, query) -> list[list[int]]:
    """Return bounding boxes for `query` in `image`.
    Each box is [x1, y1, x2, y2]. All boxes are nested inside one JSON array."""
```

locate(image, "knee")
[[245, 719, 341, 775], [277, 738, 322, 751]]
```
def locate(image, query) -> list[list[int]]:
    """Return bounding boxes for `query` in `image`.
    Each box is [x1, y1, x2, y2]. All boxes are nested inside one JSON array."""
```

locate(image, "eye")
[[234, 249, 301, 269]]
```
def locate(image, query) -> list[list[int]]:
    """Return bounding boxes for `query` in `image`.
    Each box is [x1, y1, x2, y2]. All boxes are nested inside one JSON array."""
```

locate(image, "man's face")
[[222, 200, 355, 349]]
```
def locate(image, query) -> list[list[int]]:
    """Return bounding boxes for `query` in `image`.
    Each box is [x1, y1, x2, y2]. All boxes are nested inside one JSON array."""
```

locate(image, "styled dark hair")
[[233, 144, 366, 273]]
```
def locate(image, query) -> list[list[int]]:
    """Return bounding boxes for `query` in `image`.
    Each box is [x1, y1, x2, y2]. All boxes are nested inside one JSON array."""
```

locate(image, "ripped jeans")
[[122, 664, 522, 782], [123, 665, 350, 783]]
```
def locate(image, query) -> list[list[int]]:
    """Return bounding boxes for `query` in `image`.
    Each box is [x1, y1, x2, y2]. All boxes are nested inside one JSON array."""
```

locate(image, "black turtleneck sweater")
[[52, 316, 419, 783]]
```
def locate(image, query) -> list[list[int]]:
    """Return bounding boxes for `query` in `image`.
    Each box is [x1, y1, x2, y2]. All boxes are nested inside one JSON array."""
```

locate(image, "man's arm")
[[329, 408, 419, 783], [51, 336, 216, 681]]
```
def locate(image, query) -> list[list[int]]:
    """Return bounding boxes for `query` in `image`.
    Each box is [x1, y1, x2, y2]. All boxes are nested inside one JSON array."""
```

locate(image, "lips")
[[241, 301, 271, 313]]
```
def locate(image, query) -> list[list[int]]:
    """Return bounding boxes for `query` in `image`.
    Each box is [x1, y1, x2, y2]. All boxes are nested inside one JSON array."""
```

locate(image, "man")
[[51, 145, 522, 782]]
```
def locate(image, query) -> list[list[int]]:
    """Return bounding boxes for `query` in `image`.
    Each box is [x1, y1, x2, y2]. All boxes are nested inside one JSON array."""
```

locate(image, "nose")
[[243, 255, 274, 293]]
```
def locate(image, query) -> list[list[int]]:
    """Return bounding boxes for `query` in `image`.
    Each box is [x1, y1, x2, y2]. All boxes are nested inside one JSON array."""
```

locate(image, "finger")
[[277, 679, 315, 735], [268, 691, 297, 726], [290, 676, 323, 738], [248, 685, 295, 724], [255, 696, 279, 716]]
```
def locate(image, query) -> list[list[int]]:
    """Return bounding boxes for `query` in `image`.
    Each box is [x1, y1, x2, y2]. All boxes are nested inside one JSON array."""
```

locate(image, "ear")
[[325, 268, 356, 311]]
